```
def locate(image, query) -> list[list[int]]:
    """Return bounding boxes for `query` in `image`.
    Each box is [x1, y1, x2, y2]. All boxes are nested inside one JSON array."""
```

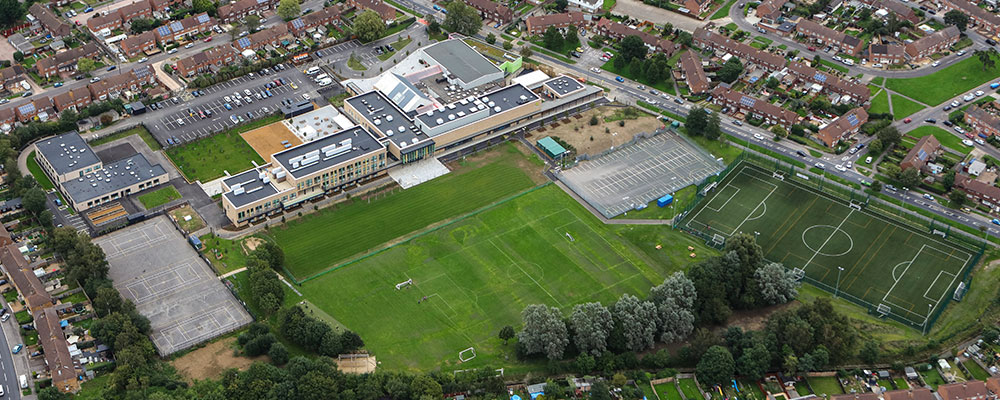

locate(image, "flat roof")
[[35, 132, 101, 175], [346, 90, 432, 149], [273, 126, 383, 180], [423, 39, 501, 85], [543, 76, 584, 96], [415, 83, 538, 135], [62, 153, 166, 203], [222, 168, 279, 208]]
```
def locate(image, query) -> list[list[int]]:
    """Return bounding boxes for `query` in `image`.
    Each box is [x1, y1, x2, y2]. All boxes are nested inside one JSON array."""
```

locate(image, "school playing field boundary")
[[673, 150, 985, 333], [273, 183, 554, 285]]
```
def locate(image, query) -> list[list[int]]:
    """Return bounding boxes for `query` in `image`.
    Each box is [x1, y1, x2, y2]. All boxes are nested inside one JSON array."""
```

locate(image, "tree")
[[268, 342, 289, 365], [427, 20, 441, 35], [23, 186, 46, 216], [975, 50, 996, 71], [649, 271, 697, 310], [38, 387, 68, 400], [354, 10, 386, 43], [859, 340, 880, 364], [942, 170, 956, 191], [520, 46, 533, 58], [485, 33, 496, 44], [565, 25, 580, 47], [570, 302, 614, 356], [949, 189, 967, 206], [944, 10, 969, 31], [498, 325, 515, 344], [871, 180, 882, 193], [898, 167, 921, 188], [613, 294, 658, 352], [246, 15, 261, 32], [517, 304, 569, 360], [590, 115, 599, 125], [705, 111, 722, 140], [77, 58, 96, 74], [543, 26, 563, 51], [277, 0, 301, 21], [12, 51, 22, 63], [717, 57, 744, 83], [737, 343, 770, 379], [686, 107, 710, 137], [657, 298, 695, 343], [868, 138, 883, 154], [554, 0, 568, 11], [503, 41, 513, 50], [620, 35, 647, 62], [0, 0, 23, 26], [696, 346, 735, 387], [754, 262, 799, 304], [443, 1, 482, 36], [983, 326, 1000, 343], [876, 126, 901, 147], [193, 0, 216, 14], [130, 18, 159, 34]]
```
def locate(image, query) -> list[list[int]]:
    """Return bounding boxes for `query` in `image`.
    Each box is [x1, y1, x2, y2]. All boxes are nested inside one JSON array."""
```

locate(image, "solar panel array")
[[290, 18, 304, 29], [813, 72, 827, 83], [847, 113, 859, 126], [155, 25, 170, 36], [196, 13, 210, 24], [237, 37, 252, 48], [17, 103, 34, 114], [918, 149, 927, 161], [169, 21, 183, 32], [739, 96, 756, 107]]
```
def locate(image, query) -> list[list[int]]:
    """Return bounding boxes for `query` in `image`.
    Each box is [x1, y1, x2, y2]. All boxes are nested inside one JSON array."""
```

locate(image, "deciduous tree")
[[443, 1, 482, 36], [517, 304, 569, 360], [613, 294, 658, 352], [754, 262, 800, 304], [277, 0, 301, 21], [354, 10, 386, 43], [570, 302, 614, 355], [697, 345, 735, 387]]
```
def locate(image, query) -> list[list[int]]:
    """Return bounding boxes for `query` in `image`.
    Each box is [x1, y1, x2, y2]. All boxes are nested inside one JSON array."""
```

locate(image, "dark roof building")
[[1, 243, 53, 313], [29, 4, 72, 37], [965, 105, 1000, 138], [680, 51, 710, 94]]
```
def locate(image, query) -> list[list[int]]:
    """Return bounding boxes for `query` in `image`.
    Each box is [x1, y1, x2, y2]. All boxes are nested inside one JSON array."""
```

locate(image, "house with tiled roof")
[[795, 19, 864, 56], [862, 0, 919, 23], [120, 30, 157, 58], [784, 61, 870, 103], [711, 85, 799, 127], [817, 107, 867, 147], [153, 12, 214, 44], [883, 388, 935, 400], [832, 394, 880, 400], [119, 0, 154, 21], [0, 65, 26, 94], [966, 105, 1000, 137], [346, 0, 397, 21], [150, 0, 184, 12], [35, 43, 101, 78], [941, 0, 1000, 35], [756, 0, 785, 23], [905, 26, 960, 60], [37, 307, 81, 393], [86, 11, 122, 32], [51, 89, 93, 112], [679, 51, 710, 94], [463, 0, 514, 24], [1, 242, 53, 312], [900, 133, 940, 172], [175, 45, 238, 76], [524, 12, 585, 35], [87, 65, 157, 101], [869, 42, 905, 64], [683, 0, 711, 14], [937, 380, 989, 400], [234, 23, 290, 52], [29, 4, 72, 38], [218, 0, 280, 23], [288, 5, 342, 36], [567, 0, 601, 13], [595, 18, 677, 56], [694, 25, 786, 70]]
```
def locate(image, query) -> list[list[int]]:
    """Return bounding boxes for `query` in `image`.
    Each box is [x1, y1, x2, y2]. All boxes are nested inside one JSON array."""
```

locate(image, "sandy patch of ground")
[[171, 337, 266, 383], [240, 122, 301, 160], [335, 353, 377, 374], [243, 237, 263, 252], [534, 106, 664, 156]]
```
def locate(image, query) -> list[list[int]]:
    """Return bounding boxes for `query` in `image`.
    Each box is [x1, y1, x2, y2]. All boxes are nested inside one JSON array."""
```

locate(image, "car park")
[[224, 103, 232, 110], [230, 115, 239, 123], [177, 119, 184, 125]]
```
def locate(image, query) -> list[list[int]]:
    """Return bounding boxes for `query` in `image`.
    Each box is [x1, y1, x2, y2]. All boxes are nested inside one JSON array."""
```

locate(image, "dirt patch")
[[335, 353, 377, 374], [986, 259, 1000, 271], [169, 205, 206, 233], [240, 122, 301, 160], [171, 337, 265, 383], [243, 237, 263, 252], [542, 106, 664, 156]]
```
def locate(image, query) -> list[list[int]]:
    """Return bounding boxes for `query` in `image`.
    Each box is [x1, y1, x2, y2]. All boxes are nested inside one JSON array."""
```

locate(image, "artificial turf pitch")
[[681, 163, 973, 326], [297, 183, 713, 370]]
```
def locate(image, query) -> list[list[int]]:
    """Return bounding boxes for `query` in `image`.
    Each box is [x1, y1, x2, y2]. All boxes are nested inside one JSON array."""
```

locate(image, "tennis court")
[[680, 162, 975, 327]]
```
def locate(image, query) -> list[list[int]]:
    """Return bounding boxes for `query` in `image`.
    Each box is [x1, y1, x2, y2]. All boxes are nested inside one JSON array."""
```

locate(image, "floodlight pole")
[[923, 303, 932, 335], [835, 267, 844, 298]]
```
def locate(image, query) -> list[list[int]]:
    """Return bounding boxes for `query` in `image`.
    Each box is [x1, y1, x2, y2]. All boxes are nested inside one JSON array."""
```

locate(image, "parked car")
[[184, 43, 194, 49], [107, 65, 116, 71], [11, 344, 22, 354], [616, 76, 624, 82]]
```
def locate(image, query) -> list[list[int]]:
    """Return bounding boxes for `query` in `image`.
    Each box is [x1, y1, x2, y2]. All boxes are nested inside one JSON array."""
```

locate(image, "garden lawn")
[[26, 151, 54, 191], [921, 367, 945, 389], [61, 291, 89, 304], [870, 90, 890, 115], [678, 378, 704, 400], [891, 94, 926, 120], [165, 122, 268, 182], [908, 125, 972, 155], [269, 144, 538, 280], [137, 186, 181, 209], [963, 359, 991, 381], [200, 234, 250, 275], [819, 58, 849, 74], [297, 183, 716, 371], [655, 383, 684, 400], [711, 0, 738, 19], [886, 54, 1000, 106], [807, 376, 843, 398]]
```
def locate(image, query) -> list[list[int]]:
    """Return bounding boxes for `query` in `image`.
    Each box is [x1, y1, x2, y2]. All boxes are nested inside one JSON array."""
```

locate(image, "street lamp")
[[923, 304, 932, 335], [834, 267, 845, 298]]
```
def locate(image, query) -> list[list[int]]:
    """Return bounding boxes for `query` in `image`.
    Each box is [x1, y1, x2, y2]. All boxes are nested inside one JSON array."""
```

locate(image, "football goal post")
[[876, 303, 891, 317], [459, 347, 477, 362], [772, 171, 785, 181]]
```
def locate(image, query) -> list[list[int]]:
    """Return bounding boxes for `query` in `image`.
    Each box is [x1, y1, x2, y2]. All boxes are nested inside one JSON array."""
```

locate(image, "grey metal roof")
[[543, 76, 584, 96], [422, 39, 501, 86], [35, 132, 101, 175], [346, 90, 432, 149], [415, 83, 538, 136], [223, 169, 278, 207], [273, 126, 383, 180], [61, 153, 165, 204]]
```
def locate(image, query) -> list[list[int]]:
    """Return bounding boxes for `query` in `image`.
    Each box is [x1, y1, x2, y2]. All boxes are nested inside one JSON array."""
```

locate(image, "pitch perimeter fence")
[[674, 149, 985, 333]]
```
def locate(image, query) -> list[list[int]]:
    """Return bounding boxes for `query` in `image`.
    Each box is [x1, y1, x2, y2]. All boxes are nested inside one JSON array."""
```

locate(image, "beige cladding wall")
[[36, 149, 101, 184], [223, 188, 278, 225], [72, 171, 169, 211], [285, 148, 387, 189], [430, 99, 543, 150]]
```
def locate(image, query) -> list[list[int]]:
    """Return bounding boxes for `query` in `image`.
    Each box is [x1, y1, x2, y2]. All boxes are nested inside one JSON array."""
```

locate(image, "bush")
[[589, 115, 599, 125], [268, 342, 289, 365]]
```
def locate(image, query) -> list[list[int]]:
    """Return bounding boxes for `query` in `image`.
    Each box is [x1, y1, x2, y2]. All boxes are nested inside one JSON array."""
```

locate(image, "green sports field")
[[681, 162, 974, 327], [297, 183, 713, 370]]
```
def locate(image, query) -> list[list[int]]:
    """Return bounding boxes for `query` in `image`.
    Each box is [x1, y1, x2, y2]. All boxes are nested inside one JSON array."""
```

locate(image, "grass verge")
[[137, 185, 181, 209], [26, 151, 54, 191]]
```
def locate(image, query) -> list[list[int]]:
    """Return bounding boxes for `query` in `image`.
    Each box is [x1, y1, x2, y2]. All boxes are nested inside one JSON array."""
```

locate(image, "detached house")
[[899, 134, 940, 172]]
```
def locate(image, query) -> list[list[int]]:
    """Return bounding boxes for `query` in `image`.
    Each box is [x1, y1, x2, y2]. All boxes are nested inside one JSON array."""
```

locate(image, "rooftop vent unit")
[[436, 118, 443, 124], [448, 114, 455, 121], [494, 106, 501, 112]]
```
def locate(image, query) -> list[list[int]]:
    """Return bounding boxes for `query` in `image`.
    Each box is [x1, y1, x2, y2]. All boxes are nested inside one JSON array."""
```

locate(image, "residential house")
[[784, 61, 871, 103], [524, 12, 585, 35], [150, 0, 184, 13], [832, 394, 881, 400], [795, 19, 864, 56], [118, 0, 154, 21], [288, 5, 342, 36], [234, 23, 290, 52], [51, 89, 93, 112], [710, 85, 799, 127], [694, 25, 786, 70], [595, 18, 677, 56], [756, 0, 785, 23], [35, 43, 101, 78], [463, 0, 514, 24], [14, 97, 54, 122], [899, 135, 940, 172], [956, 174, 1000, 204], [679, 51, 710, 94], [218, 0, 280, 23], [905, 26, 960, 59], [816, 107, 868, 146], [683, 0, 711, 15], [87, 65, 157, 100], [119, 30, 157, 58], [86, 12, 123, 32], [175, 45, 238, 76], [567, 0, 601, 13], [941, 0, 1000, 35], [864, 0, 919, 23], [153, 12, 215, 44], [1, 242, 53, 312], [882, 389, 935, 400], [966, 106, 1000, 137], [29, 4, 72, 38], [37, 307, 80, 393], [869, 43, 905, 64], [0, 65, 27, 93], [346, 0, 397, 21], [0, 107, 15, 127], [936, 380, 989, 400]]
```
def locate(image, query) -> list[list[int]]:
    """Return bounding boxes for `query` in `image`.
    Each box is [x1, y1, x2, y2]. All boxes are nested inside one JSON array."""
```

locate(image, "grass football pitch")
[[298, 184, 714, 370], [682, 163, 974, 327]]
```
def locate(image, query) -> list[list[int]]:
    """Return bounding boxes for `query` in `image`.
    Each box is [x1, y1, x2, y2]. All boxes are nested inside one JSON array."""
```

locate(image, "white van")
[[305, 66, 320, 75], [19, 374, 26, 389]]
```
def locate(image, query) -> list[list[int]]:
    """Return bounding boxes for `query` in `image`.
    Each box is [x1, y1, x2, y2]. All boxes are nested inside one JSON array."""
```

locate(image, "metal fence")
[[673, 149, 985, 333]]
